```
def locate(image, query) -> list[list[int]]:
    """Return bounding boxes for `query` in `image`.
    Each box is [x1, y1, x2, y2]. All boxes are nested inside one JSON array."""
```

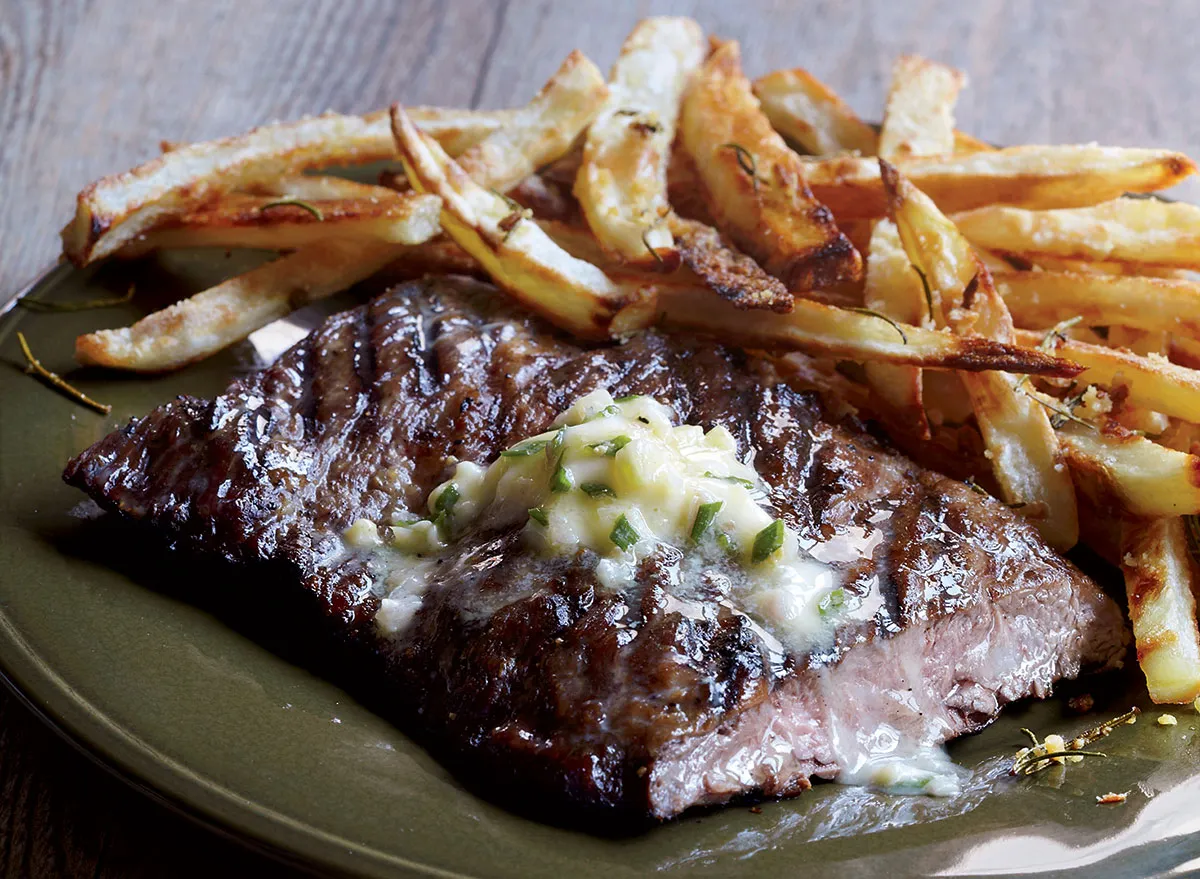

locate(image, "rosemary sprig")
[[910, 264, 935, 319], [15, 331, 111, 415], [1039, 315, 1084, 352], [1028, 390, 1095, 430], [642, 228, 665, 266], [1012, 749, 1108, 775], [259, 198, 324, 221], [846, 308, 908, 344], [719, 143, 759, 192], [18, 284, 135, 313]]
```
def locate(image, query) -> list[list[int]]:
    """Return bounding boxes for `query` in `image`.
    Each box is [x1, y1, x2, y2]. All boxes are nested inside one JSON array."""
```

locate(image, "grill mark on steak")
[[63, 276, 1128, 822]]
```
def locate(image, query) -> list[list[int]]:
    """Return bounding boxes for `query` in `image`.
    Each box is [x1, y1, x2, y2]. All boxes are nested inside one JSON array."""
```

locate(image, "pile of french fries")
[[58, 18, 1200, 705]]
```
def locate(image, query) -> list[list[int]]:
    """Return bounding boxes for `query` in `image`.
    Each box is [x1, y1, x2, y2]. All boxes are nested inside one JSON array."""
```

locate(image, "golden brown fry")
[[62, 107, 513, 266], [679, 41, 862, 292], [952, 130, 995, 155], [996, 270, 1200, 338], [391, 105, 631, 339], [882, 159, 1078, 549], [575, 17, 705, 267], [1059, 423, 1200, 516], [120, 192, 442, 255], [862, 220, 931, 438], [378, 238, 485, 283], [1119, 516, 1200, 704], [667, 216, 792, 311], [76, 239, 400, 372], [240, 174, 398, 201], [457, 50, 610, 193], [1015, 328, 1200, 423], [953, 198, 1200, 269], [804, 147, 1196, 220], [751, 68, 879, 156], [651, 281, 1082, 375], [878, 55, 965, 159]]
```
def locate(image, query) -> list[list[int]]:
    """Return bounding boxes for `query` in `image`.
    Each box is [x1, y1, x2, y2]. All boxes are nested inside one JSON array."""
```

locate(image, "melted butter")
[[351, 389, 838, 648]]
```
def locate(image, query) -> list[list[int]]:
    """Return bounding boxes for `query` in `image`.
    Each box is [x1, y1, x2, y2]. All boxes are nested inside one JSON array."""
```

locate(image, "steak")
[[63, 276, 1128, 821]]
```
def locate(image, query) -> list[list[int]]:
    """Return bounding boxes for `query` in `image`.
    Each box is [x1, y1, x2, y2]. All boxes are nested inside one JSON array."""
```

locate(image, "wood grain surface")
[[1, 0, 1198, 874]]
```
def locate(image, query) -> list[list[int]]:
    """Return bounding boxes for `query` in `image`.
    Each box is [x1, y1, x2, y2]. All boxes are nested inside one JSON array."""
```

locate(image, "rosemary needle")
[[17, 285, 135, 313], [259, 198, 324, 221], [16, 331, 111, 415]]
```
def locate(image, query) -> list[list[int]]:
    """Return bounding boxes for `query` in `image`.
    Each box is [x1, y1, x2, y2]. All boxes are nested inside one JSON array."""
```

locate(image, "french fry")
[[457, 50, 610, 193], [1058, 423, 1200, 516], [877, 55, 965, 159], [391, 105, 632, 339], [1015, 328, 1200, 423], [1119, 516, 1200, 704], [882, 159, 1079, 549], [241, 174, 399, 201], [804, 147, 1196, 220], [753, 66, 992, 158], [1106, 328, 1171, 435], [378, 238, 484, 282], [62, 107, 514, 265], [679, 41, 862, 292], [751, 68, 879, 156], [666, 216, 792, 311], [120, 192, 443, 255], [76, 239, 401, 371], [996, 271, 1200, 338], [575, 17, 705, 267], [650, 280, 1083, 375], [866, 55, 963, 437], [953, 198, 1200, 269], [862, 220, 931, 438]]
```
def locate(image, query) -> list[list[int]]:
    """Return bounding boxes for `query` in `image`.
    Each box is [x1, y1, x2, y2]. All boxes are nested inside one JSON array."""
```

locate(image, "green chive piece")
[[705, 471, 756, 490], [500, 438, 550, 457], [818, 588, 845, 617], [550, 464, 575, 493], [580, 482, 616, 498], [586, 404, 621, 422], [751, 519, 785, 564], [610, 514, 640, 551], [434, 483, 460, 516], [613, 394, 641, 404], [547, 427, 567, 460], [589, 435, 632, 457], [690, 501, 723, 544], [716, 532, 739, 558], [528, 507, 550, 527]]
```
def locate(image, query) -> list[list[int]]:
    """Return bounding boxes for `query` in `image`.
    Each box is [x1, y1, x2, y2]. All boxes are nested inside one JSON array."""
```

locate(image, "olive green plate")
[[2, 253, 1200, 879]]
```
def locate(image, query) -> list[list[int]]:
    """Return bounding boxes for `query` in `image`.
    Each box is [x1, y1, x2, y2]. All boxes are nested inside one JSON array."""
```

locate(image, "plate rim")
[[0, 263, 465, 879]]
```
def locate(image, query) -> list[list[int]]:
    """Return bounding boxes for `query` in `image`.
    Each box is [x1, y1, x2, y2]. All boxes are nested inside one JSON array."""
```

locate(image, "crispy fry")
[[121, 192, 442, 255], [575, 17, 704, 268], [76, 239, 400, 372], [666, 216, 792, 311], [241, 174, 398, 201], [457, 50, 609, 193], [1119, 516, 1200, 703], [378, 238, 484, 282], [878, 55, 965, 159], [862, 220, 931, 438], [391, 105, 631, 339], [804, 147, 1196, 220], [1059, 423, 1200, 516], [996, 271, 1200, 338], [1015, 328, 1200, 423], [751, 68, 879, 156], [651, 280, 1080, 374], [679, 41, 862, 291], [953, 130, 995, 155], [882, 159, 1078, 548], [953, 198, 1200, 269], [63, 107, 513, 265]]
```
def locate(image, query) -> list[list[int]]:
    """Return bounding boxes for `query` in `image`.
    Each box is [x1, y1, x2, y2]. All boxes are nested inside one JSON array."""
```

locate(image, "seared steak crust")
[[64, 277, 1127, 819]]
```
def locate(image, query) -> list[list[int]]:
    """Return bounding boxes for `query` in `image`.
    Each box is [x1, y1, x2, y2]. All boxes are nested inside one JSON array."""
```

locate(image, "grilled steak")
[[64, 276, 1128, 820]]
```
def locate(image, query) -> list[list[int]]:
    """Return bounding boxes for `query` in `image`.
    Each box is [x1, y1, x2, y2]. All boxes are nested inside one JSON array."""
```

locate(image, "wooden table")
[[1, 0, 1196, 874]]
